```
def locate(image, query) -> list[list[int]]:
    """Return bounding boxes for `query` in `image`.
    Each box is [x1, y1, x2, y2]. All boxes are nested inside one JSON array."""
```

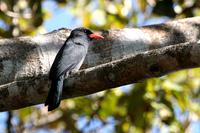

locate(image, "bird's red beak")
[[89, 33, 104, 40]]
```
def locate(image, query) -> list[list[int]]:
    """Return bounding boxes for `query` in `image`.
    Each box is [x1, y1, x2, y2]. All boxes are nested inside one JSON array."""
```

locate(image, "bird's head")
[[70, 27, 104, 41]]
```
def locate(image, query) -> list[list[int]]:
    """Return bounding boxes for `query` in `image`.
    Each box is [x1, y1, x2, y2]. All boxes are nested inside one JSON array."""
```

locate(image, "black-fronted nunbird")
[[45, 27, 104, 111]]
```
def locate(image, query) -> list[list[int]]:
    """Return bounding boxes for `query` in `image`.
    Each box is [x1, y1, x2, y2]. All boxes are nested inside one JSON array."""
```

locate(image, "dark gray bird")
[[45, 27, 104, 111]]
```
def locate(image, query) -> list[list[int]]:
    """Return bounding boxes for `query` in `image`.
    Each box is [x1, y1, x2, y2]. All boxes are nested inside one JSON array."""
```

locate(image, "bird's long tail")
[[45, 75, 65, 111]]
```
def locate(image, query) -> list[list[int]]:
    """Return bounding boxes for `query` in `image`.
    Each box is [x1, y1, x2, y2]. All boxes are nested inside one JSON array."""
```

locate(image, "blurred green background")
[[0, 0, 200, 133]]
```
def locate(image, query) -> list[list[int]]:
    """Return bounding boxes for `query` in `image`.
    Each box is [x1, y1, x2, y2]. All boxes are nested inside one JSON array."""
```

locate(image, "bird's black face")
[[70, 27, 104, 40]]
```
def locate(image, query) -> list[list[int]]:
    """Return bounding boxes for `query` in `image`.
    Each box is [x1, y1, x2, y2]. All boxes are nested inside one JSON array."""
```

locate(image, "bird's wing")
[[49, 40, 87, 80]]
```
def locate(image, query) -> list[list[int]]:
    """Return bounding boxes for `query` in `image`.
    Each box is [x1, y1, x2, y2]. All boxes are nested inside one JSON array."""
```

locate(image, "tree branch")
[[0, 17, 200, 111]]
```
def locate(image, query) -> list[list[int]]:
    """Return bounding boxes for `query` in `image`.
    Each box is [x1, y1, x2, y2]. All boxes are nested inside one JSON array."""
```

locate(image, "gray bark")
[[0, 17, 200, 111]]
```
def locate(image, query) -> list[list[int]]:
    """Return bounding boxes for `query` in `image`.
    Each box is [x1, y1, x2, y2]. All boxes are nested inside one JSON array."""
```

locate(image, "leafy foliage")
[[0, 0, 200, 132]]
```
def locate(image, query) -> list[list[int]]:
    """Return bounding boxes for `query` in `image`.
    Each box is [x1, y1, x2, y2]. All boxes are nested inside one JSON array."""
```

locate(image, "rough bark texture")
[[0, 17, 200, 111]]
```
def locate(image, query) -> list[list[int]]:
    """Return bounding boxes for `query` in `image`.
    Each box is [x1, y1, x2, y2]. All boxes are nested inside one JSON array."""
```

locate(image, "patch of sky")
[[0, 20, 9, 30], [42, 1, 81, 32]]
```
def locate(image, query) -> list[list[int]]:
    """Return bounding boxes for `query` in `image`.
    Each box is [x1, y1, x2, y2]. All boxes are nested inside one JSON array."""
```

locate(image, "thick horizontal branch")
[[0, 17, 200, 111], [1, 41, 200, 111]]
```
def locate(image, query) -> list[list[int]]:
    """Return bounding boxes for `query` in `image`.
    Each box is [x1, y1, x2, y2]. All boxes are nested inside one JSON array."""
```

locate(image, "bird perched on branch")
[[45, 27, 104, 111]]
